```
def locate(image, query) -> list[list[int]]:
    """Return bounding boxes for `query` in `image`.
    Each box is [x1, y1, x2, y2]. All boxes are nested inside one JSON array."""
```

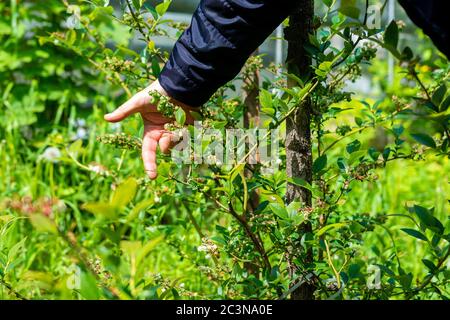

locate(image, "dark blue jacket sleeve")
[[399, 0, 449, 59], [158, 0, 294, 107]]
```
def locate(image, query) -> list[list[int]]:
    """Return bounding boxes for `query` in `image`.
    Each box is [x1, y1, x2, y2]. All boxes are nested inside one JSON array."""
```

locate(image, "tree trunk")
[[284, 0, 315, 300], [243, 51, 262, 274], [243, 51, 261, 214]]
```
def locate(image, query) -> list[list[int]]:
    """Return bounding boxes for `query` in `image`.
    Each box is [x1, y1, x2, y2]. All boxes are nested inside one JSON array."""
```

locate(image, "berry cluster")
[[102, 56, 135, 73], [148, 90, 177, 118], [96, 133, 142, 150]]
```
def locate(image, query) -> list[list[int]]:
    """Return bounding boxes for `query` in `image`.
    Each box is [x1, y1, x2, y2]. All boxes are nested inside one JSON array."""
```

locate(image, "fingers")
[[142, 129, 163, 179], [104, 94, 141, 123], [158, 132, 173, 154]]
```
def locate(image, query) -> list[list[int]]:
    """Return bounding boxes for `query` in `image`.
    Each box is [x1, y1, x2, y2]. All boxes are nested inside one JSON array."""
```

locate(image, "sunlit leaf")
[[29, 215, 58, 234], [175, 107, 186, 126], [111, 177, 138, 209], [127, 198, 155, 222], [155, 0, 171, 17], [259, 89, 273, 109], [269, 203, 288, 220], [136, 236, 164, 267], [83, 202, 118, 219]]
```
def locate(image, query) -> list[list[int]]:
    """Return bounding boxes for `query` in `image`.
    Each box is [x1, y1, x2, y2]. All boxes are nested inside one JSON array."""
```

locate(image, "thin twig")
[[58, 230, 123, 299], [0, 278, 27, 300], [125, 0, 166, 62], [405, 246, 450, 300], [228, 203, 272, 271], [324, 239, 341, 289], [332, 0, 370, 69], [168, 175, 271, 271], [61, 0, 132, 97], [322, 105, 411, 154]]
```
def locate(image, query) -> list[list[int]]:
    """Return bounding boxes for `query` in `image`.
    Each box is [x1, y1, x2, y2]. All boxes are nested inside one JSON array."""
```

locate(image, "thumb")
[[104, 94, 142, 123]]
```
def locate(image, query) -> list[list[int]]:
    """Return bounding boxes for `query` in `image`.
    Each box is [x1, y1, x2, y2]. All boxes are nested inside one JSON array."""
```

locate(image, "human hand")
[[104, 80, 194, 179]]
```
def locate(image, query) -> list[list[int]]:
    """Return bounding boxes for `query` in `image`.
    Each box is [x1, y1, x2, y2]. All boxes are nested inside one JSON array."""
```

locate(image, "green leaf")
[[211, 236, 227, 246], [346, 139, 361, 154], [401, 46, 413, 61], [296, 82, 313, 100], [136, 236, 164, 268], [315, 61, 332, 77], [29, 215, 58, 234], [347, 263, 362, 279], [111, 177, 138, 209], [269, 203, 288, 220], [66, 29, 77, 46], [432, 84, 447, 106], [259, 89, 273, 109], [401, 228, 428, 241], [260, 189, 284, 205], [0, 215, 15, 224], [313, 154, 327, 174], [80, 271, 100, 300], [229, 163, 245, 183], [411, 133, 436, 148], [158, 161, 172, 177], [431, 234, 441, 247], [440, 94, 450, 112], [127, 198, 154, 222], [261, 107, 275, 117], [286, 202, 305, 224], [132, 0, 141, 10], [145, 4, 158, 20], [120, 240, 142, 256], [174, 107, 186, 126], [0, 20, 12, 35], [286, 73, 304, 87], [338, 0, 360, 19], [331, 13, 345, 27], [368, 147, 380, 161], [398, 272, 413, 290], [323, 0, 333, 8], [8, 238, 27, 261], [382, 147, 391, 161], [155, 0, 171, 17], [68, 139, 83, 159], [422, 259, 437, 272], [83, 202, 118, 220], [413, 205, 444, 234], [337, 157, 348, 171], [347, 150, 366, 165], [288, 177, 314, 193], [151, 57, 161, 77], [384, 20, 399, 50], [317, 222, 348, 237], [118, 45, 140, 58], [393, 125, 404, 137]]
